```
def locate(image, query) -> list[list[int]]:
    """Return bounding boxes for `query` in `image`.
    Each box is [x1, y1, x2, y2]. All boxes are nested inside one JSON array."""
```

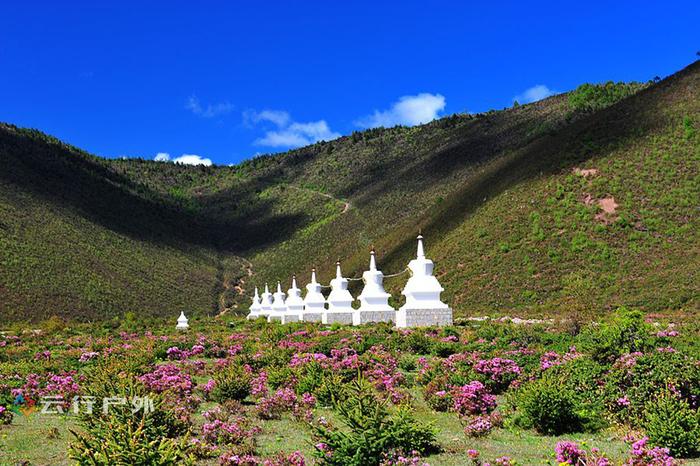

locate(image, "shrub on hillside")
[[604, 350, 700, 425], [644, 392, 700, 458], [211, 364, 252, 402], [311, 378, 438, 466], [514, 378, 598, 435], [568, 81, 648, 113], [579, 307, 652, 363], [69, 361, 194, 465]]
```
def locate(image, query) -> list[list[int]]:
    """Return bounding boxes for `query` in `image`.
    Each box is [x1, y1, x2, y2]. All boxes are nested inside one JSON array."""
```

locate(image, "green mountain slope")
[[1, 61, 697, 322]]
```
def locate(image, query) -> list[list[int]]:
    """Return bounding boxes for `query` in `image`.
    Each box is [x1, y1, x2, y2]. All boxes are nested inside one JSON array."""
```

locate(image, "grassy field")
[[1, 310, 699, 465]]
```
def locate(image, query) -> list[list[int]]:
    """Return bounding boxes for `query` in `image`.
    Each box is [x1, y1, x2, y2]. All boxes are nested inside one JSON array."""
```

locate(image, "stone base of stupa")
[[281, 314, 301, 324], [323, 311, 354, 325], [396, 308, 453, 328], [301, 312, 323, 323], [267, 313, 283, 323], [353, 309, 396, 326]]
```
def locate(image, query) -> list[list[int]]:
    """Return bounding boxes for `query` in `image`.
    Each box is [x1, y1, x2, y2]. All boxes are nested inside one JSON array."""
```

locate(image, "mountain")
[[1, 61, 698, 322]]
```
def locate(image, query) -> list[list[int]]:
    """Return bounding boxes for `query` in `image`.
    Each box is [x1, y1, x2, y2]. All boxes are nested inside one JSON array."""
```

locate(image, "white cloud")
[[246, 109, 340, 148], [513, 85, 555, 104], [173, 154, 212, 166], [153, 152, 212, 166], [355, 93, 446, 128], [244, 109, 290, 127], [185, 95, 233, 118]]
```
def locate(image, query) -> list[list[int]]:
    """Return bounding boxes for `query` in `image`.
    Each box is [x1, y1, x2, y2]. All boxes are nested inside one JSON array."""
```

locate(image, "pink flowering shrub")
[[251, 371, 269, 398], [625, 437, 676, 465], [473, 357, 521, 392], [463, 414, 494, 437], [139, 364, 193, 397], [423, 379, 452, 412], [78, 351, 99, 362], [451, 381, 496, 416], [219, 452, 260, 466], [255, 387, 298, 420], [380, 451, 430, 465], [0, 405, 12, 425]]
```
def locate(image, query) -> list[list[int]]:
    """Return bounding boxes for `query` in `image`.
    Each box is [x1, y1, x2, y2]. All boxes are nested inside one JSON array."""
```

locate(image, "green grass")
[[7, 399, 698, 466]]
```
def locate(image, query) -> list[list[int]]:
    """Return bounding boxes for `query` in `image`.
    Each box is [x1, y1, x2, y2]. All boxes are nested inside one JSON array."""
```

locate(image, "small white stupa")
[[301, 268, 325, 322], [246, 287, 262, 320], [397, 233, 452, 327], [268, 281, 287, 322], [176, 311, 189, 330], [259, 283, 273, 316], [323, 260, 354, 325], [282, 275, 304, 324], [354, 248, 395, 325]]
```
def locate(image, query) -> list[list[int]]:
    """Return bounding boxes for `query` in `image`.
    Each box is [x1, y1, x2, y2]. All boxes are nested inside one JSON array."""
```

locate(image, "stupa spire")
[[417, 234, 425, 259], [325, 259, 354, 324], [397, 232, 452, 328], [259, 283, 273, 315], [246, 286, 262, 320], [302, 267, 326, 322], [283, 275, 304, 323], [268, 280, 287, 321], [176, 311, 189, 329], [355, 247, 395, 325]]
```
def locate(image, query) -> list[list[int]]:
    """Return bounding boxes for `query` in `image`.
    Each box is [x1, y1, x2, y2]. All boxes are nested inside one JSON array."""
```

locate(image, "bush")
[[69, 417, 194, 465], [398, 354, 417, 372], [580, 307, 652, 363], [644, 392, 700, 458], [69, 361, 194, 465], [515, 379, 593, 435], [0, 405, 12, 425], [568, 81, 648, 113], [311, 378, 438, 466], [266, 365, 294, 390], [211, 364, 252, 402]]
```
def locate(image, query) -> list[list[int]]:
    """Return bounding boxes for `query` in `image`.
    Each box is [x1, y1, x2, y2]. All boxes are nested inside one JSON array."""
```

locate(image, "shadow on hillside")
[[374, 61, 694, 270], [0, 129, 304, 253]]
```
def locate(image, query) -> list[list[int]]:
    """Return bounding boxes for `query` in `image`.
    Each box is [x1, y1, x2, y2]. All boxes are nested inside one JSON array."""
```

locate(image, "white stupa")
[[301, 268, 325, 322], [397, 233, 452, 327], [282, 275, 304, 324], [354, 248, 395, 325], [246, 287, 262, 320], [268, 281, 287, 322], [176, 311, 189, 330], [323, 260, 354, 325], [259, 283, 273, 316]]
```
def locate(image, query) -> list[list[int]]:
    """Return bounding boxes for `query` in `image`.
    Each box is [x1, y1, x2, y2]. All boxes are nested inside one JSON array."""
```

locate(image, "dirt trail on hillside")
[[216, 257, 254, 317], [286, 184, 351, 213]]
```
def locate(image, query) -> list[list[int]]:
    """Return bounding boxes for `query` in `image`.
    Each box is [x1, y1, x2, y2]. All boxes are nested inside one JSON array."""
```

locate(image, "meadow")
[[1, 309, 699, 465]]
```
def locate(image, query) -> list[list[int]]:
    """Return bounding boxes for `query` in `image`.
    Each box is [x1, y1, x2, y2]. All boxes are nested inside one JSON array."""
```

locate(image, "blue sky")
[[1, 1, 698, 166]]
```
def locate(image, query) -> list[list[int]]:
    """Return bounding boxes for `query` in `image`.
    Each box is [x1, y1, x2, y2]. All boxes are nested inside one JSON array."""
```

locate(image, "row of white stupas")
[[246, 234, 452, 328]]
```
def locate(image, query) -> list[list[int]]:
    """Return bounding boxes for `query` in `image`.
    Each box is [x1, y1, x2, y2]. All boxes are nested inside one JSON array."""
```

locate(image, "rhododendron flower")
[[451, 381, 496, 415], [556, 441, 586, 464]]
